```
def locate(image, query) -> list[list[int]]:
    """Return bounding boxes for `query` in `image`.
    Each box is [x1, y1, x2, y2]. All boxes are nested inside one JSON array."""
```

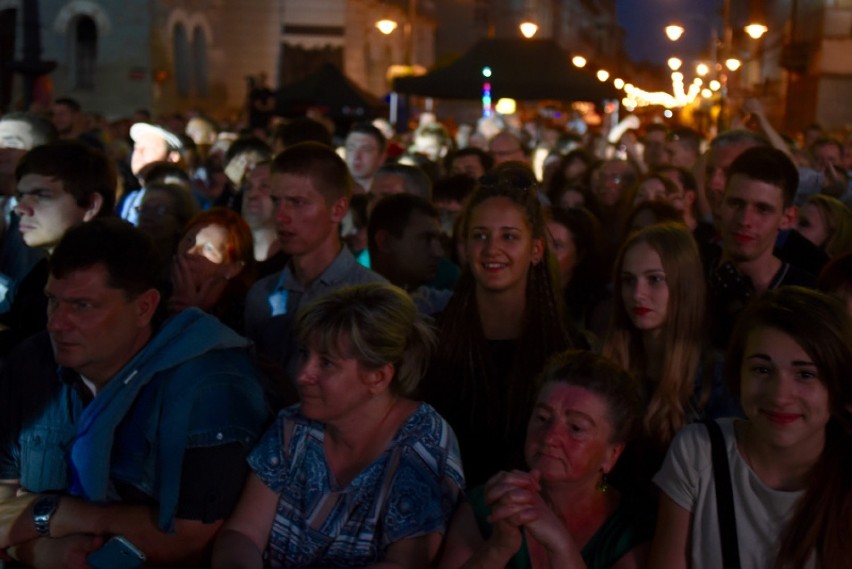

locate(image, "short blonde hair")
[[295, 283, 436, 396]]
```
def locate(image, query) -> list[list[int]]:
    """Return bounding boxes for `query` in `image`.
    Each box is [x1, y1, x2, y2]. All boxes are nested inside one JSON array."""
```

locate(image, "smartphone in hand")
[[87, 535, 146, 569]]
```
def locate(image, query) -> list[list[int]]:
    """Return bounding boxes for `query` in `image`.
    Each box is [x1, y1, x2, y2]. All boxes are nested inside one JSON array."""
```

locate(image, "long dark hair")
[[726, 288, 852, 569], [426, 166, 570, 445]]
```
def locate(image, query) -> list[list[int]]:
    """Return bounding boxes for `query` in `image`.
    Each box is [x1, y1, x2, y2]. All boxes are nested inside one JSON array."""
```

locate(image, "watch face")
[[34, 495, 59, 516], [33, 494, 59, 536]]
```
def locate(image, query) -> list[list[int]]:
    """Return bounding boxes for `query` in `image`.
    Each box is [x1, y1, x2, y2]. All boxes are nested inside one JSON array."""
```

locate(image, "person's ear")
[[531, 237, 545, 265], [780, 204, 797, 230], [364, 362, 395, 396], [82, 193, 104, 222], [601, 442, 625, 474], [133, 288, 161, 327], [330, 196, 349, 224], [374, 229, 393, 253]]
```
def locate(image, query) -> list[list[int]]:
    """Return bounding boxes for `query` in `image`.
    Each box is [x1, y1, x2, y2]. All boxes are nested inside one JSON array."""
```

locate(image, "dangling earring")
[[597, 471, 609, 493]]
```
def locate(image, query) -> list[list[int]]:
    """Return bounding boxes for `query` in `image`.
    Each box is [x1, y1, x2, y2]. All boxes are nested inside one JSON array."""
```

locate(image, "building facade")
[[0, 0, 435, 121]]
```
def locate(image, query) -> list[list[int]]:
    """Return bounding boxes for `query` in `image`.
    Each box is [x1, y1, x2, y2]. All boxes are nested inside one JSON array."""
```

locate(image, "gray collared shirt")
[[244, 247, 386, 377]]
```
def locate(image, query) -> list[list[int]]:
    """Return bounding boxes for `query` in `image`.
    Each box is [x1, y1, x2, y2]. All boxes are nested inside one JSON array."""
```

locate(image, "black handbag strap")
[[704, 419, 742, 569]]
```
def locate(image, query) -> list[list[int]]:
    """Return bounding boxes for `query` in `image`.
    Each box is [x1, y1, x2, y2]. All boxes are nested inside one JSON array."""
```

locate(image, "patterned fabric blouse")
[[248, 403, 465, 568]]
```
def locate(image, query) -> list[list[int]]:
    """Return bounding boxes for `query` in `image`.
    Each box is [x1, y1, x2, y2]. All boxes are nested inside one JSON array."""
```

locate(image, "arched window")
[[173, 23, 190, 97], [73, 15, 97, 90], [191, 26, 208, 97]]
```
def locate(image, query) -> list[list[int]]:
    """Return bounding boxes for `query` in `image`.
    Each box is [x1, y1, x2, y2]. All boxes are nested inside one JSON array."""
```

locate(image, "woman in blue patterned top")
[[212, 283, 465, 568]]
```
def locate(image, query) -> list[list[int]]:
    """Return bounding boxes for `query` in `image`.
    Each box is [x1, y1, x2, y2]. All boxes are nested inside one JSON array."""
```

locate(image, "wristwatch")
[[32, 494, 60, 537]]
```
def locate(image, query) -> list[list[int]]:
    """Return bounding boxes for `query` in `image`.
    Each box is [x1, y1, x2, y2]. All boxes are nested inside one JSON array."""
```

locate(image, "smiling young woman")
[[650, 287, 852, 569], [420, 165, 571, 487]]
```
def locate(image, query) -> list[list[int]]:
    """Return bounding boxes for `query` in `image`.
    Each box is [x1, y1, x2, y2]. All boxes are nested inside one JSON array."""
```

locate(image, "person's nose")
[[630, 280, 646, 303], [275, 202, 291, 226], [47, 301, 70, 333], [14, 195, 33, 216], [541, 418, 562, 446], [296, 356, 318, 386], [738, 205, 756, 229]]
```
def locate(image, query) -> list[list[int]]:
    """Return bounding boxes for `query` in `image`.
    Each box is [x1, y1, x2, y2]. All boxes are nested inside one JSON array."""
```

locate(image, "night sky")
[[617, 0, 721, 66]]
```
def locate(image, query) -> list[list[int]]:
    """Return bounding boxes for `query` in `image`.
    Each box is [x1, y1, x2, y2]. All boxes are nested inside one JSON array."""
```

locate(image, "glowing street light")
[[665, 24, 685, 41], [709, 79, 721, 91], [375, 18, 398, 35], [614, 78, 625, 89], [744, 23, 768, 39], [702, 88, 713, 98], [596, 69, 609, 82], [519, 21, 538, 38], [495, 98, 517, 115], [725, 58, 742, 71], [571, 55, 587, 68], [667, 57, 683, 71], [696, 62, 710, 76]]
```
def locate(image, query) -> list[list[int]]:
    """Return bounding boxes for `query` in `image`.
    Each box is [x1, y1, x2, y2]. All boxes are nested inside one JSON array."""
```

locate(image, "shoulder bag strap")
[[704, 419, 742, 569]]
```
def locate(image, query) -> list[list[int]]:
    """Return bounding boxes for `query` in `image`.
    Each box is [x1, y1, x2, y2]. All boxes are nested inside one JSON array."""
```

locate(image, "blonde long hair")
[[603, 222, 706, 451]]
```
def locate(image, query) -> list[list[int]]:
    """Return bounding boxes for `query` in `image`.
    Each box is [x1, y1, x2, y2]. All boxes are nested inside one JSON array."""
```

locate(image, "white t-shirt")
[[654, 418, 808, 569]]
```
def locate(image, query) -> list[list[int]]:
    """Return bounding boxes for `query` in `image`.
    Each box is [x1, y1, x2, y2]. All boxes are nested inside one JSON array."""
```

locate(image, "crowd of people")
[[0, 94, 850, 569]]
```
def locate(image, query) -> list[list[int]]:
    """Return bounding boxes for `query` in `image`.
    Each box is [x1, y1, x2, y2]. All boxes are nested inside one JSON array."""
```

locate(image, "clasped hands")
[[482, 470, 570, 557]]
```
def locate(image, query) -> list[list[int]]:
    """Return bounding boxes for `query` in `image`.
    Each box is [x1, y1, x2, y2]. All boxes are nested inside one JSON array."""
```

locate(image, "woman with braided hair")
[[420, 164, 571, 487]]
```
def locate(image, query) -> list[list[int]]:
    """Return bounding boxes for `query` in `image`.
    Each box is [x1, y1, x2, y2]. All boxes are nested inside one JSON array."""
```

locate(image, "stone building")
[[0, 0, 435, 121]]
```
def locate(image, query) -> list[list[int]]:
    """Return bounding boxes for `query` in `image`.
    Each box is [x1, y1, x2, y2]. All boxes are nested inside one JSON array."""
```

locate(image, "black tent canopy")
[[276, 63, 385, 119], [393, 38, 618, 102]]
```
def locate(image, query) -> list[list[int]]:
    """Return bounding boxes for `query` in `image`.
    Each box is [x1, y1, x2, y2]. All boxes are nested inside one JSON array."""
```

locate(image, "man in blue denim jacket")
[[0, 219, 270, 567]]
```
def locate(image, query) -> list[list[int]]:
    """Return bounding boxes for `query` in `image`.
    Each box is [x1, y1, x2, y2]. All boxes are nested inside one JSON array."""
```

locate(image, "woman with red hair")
[[169, 207, 256, 332]]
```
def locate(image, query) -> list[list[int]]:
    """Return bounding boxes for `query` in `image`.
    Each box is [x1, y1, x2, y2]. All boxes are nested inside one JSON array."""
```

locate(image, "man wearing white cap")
[[119, 123, 184, 225]]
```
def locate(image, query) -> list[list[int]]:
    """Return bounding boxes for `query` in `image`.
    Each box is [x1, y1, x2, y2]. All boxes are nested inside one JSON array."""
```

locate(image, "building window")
[[73, 15, 97, 90], [173, 23, 190, 97], [192, 26, 208, 97]]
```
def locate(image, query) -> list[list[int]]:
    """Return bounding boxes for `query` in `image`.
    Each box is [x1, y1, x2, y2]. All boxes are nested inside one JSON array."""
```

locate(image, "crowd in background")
[[0, 91, 850, 569]]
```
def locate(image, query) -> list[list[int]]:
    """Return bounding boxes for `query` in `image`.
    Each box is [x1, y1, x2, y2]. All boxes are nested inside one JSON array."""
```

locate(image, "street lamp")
[[597, 69, 609, 82], [667, 57, 683, 71], [744, 23, 768, 39], [572, 55, 587, 68], [696, 62, 710, 76], [519, 21, 538, 38], [725, 58, 742, 71], [375, 19, 398, 35], [665, 25, 685, 41]]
